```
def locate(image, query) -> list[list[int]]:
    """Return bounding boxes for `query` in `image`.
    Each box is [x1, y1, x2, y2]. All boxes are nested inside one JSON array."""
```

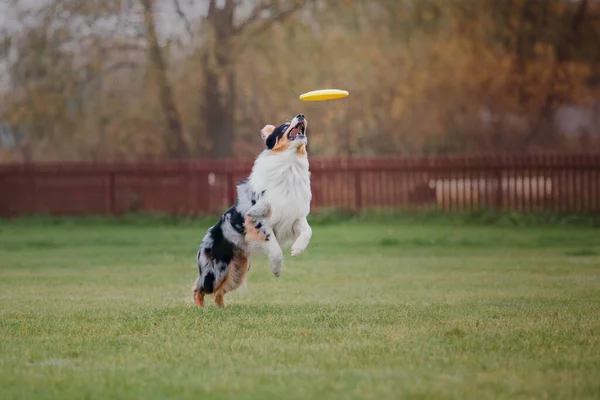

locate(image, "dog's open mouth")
[[288, 122, 305, 140]]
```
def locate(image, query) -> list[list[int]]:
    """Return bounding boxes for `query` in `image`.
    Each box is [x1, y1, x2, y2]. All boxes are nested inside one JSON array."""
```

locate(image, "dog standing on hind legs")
[[193, 114, 313, 307]]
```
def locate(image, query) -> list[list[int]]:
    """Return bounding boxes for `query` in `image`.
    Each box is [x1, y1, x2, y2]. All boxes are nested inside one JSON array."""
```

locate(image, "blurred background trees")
[[0, 0, 599, 162]]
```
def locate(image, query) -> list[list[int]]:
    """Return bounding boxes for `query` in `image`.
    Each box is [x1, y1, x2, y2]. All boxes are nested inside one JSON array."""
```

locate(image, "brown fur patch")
[[244, 215, 269, 242], [214, 292, 224, 307], [271, 132, 291, 152], [193, 287, 205, 308], [296, 144, 307, 156], [211, 249, 250, 307], [226, 250, 250, 291]]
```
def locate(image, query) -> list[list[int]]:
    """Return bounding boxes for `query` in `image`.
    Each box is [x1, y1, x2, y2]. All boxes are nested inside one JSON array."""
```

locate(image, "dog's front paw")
[[270, 252, 283, 277], [271, 262, 283, 277], [290, 247, 305, 257]]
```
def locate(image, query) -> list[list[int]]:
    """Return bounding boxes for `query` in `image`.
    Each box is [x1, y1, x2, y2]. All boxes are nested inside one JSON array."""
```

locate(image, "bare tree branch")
[[172, 0, 192, 37], [235, 0, 309, 52], [233, 0, 270, 34], [141, 0, 187, 158], [247, 2, 305, 37], [107, 43, 147, 52], [103, 61, 141, 75], [208, 0, 216, 18]]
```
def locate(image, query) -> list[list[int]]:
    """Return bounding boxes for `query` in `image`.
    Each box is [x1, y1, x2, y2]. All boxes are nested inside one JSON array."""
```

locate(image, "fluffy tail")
[[197, 248, 220, 294], [200, 271, 216, 294]]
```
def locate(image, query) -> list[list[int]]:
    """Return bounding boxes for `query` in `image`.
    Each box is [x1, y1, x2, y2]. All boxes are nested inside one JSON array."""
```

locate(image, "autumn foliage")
[[0, 0, 599, 162]]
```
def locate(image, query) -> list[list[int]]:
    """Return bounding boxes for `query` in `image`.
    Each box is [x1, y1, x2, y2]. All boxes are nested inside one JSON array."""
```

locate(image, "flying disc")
[[299, 89, 349, 101]]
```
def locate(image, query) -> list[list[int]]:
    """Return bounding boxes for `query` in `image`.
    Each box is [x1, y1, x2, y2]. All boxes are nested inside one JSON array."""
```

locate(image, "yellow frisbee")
[[299, 89, 349, 101]]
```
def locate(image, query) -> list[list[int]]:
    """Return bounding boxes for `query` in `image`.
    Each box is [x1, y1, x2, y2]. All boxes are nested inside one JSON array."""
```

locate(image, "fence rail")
[[1, 154, 599, 217]]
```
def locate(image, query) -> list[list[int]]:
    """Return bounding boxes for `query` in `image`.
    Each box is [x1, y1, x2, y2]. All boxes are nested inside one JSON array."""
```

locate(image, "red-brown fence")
[[1, 155, 599, 217]]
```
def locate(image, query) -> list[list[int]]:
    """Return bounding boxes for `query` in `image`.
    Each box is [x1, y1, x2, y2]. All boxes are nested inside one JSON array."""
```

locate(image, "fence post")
[[226, 171, 236, 207], [29, 163, 38, 214], [0, 172, 6, 217], [107, 172, 116, 215], [495, 167, 503, 210], [354, 169, 362, 211]]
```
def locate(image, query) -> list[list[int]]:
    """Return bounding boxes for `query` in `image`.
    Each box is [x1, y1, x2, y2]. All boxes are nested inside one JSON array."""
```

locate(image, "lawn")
[[0, 217, 599, 399]]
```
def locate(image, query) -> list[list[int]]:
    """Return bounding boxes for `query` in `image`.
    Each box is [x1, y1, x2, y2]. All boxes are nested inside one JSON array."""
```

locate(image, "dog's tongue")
[[290, 127, 301, 139]]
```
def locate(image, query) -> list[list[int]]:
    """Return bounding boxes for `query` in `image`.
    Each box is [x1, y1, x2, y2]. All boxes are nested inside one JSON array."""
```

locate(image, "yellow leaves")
[[565, 61, 592, 80], [390, 97, 405, 120], [3, 0, 599, 160], [533, 42, 555, 59]]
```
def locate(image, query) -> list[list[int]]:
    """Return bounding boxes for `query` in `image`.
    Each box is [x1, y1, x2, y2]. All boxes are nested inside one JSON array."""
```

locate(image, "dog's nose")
[[297, 114, 305, 120]]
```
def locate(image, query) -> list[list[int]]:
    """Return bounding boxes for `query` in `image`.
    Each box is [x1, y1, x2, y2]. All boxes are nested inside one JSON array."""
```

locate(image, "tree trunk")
[[142, 0, 187, 159], [195, 0, 305, 158], [203, 53, 235, 159], [203, 0, 236, 159], [521, 0, 589, 148]]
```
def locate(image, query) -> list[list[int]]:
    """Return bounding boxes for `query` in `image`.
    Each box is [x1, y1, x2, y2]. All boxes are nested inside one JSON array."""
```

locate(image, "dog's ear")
[[260, 125, 276, 142]]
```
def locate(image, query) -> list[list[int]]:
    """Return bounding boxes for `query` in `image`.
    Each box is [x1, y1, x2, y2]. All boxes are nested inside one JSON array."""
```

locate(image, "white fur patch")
[[248, 148, 312, 248]]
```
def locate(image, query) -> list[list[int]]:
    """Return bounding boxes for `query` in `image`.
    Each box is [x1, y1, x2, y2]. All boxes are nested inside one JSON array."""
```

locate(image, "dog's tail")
[[200, 271, 216, 294], [196, 247, 225, 295], [193, 265, 217, 295]]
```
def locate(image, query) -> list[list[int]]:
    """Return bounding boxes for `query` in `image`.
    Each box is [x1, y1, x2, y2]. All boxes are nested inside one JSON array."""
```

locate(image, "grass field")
[[1, 217, 599, 399]]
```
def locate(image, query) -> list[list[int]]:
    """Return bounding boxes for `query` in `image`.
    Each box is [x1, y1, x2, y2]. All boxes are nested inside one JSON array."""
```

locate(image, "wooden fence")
[[0, 155, 599, 217]]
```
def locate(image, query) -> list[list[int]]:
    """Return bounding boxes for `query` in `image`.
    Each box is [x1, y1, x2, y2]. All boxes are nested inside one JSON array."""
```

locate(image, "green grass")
[[1, 218, 599, 399]]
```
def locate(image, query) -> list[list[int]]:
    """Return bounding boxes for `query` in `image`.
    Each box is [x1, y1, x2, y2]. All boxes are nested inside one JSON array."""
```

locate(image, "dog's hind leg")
[[193, 287, 205, 307], [192, 276, 205, 307], [213, 251, 250, 308], [214, 291, 225, 307], [212, 275, 228, 308]]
